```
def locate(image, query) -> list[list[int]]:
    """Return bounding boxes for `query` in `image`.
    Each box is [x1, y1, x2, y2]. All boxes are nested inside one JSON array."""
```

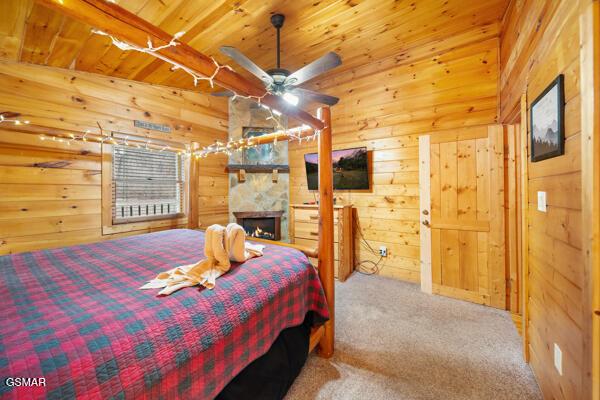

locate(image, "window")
[[112, 145, 185, 223]]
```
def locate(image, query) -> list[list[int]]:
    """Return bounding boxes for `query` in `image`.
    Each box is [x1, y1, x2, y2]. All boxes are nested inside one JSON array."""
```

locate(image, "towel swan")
[[140, 224, 264, 295]]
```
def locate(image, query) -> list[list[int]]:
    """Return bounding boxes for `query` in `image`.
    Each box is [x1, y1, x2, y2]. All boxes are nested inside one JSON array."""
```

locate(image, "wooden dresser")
[[289, 204, 354, 281]]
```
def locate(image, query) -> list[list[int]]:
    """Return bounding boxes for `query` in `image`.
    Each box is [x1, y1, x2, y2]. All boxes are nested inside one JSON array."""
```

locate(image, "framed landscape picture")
[[530, 74, 565, 162], [242, 126, 275, 164]]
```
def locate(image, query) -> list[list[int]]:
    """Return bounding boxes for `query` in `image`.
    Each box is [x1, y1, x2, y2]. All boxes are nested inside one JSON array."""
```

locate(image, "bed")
[[0, 229, 329, 399]]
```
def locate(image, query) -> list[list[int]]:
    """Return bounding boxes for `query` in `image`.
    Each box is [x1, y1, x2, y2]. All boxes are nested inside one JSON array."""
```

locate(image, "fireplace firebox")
[[233, 211, 283, 241]]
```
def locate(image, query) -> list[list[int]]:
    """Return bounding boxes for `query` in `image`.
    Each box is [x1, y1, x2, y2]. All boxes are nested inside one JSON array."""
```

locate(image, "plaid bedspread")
[[0, 229, 329, 400]]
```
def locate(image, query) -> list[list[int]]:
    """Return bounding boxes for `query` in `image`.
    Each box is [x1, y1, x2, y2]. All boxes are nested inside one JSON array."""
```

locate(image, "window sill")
[[102, 215, 188, 235], [112, 213, 185, 225]]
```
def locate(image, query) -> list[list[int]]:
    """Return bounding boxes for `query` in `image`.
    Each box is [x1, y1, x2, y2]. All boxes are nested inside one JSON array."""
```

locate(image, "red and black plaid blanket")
[[0, 229, 329, 400]]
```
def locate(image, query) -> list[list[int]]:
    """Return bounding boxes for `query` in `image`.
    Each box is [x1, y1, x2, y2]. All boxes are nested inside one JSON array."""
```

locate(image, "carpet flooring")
[[286, 274, 542, 400]]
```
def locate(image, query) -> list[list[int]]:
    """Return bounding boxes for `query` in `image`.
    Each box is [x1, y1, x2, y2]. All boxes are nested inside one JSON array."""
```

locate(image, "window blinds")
[[112, 145, 184, 222]]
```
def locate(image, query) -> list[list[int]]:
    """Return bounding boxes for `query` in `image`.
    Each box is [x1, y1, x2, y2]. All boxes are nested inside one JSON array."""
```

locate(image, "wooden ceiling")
[[0, 0, 509, 94]]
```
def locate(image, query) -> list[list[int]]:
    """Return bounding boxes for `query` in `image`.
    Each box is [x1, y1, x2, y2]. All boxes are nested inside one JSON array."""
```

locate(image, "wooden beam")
[[35, 0, 325, 131], [317, 106, 334, 358]]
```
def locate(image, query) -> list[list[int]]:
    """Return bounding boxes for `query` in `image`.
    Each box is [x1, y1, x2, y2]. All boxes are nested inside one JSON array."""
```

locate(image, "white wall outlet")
[[379, 246, 388, 257], [553, 343, 563, 376], [537, 191, 547, 212]]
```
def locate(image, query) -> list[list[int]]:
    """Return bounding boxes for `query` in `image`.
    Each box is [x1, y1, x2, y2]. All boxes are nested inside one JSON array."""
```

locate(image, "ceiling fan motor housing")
[[266, 67, 294, 94]]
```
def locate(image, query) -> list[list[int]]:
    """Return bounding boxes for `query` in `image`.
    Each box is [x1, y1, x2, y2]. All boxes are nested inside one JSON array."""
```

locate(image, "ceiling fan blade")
[[285, 52, 342, 87], [291, 88, 339, 106], [211, 90, 235, 97], [219, 46, 273, 84]]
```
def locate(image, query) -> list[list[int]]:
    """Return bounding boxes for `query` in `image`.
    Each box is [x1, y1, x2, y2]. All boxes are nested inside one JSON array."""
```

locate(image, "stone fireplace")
[[233, 211, 284, 241], [228, 98, 290, 241]]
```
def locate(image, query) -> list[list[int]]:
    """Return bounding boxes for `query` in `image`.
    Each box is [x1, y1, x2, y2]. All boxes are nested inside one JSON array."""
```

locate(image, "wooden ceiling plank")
[[74, 33, 113, 70], [321, 11, 501, 81], [216, 0, 424, 70], [311, 23, 499, 91], [45, 19, 92, 68], [3, 0, 510, 98], [189, 0, 504, 87], [0, 0, 33, 60], [244, 0, 504, 74], [35, 0, 324, 130], [188, 0, 355, 74], [20, 3, 64, 64]]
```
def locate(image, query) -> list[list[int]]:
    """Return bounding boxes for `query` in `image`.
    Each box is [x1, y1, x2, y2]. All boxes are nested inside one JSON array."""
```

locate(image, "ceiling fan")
[[213, 13, 341, 106]]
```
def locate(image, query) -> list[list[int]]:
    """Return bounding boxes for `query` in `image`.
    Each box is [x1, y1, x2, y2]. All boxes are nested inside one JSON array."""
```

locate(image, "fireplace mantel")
[[226, 164, 290, 173], [233, 211, 284, 219]]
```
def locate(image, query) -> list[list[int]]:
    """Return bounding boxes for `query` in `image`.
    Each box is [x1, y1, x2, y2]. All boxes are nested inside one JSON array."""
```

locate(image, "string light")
[[194, 124, 319, 158], [0, 113, 30, 125], [35, 122, 190, 155], [89, 27, 307, 133], [32, 122, 318, 159], [6, 29, 323, 159], [87, 27, 325, 158], [91, 29, 235, 89]]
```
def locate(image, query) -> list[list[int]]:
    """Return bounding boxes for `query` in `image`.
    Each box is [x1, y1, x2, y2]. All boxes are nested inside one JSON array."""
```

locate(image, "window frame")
[[111, 144, 185, 225], [101, 134, 190, 235]]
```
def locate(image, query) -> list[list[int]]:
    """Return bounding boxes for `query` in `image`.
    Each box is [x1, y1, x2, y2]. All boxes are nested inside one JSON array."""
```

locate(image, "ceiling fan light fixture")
[[283, 92, 299, 106]]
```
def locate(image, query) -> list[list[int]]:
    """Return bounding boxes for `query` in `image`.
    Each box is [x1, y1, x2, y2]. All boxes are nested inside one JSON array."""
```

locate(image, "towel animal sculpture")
[[140, 223, 265, 296]]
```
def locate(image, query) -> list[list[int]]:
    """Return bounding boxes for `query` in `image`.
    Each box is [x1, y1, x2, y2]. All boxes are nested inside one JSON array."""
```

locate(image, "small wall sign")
[[134, 120, 171, 133]]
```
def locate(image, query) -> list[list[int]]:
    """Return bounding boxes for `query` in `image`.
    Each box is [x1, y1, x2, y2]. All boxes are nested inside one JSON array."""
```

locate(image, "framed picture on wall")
[[530, 74, 565, 162], [242, 127, 275, 164]]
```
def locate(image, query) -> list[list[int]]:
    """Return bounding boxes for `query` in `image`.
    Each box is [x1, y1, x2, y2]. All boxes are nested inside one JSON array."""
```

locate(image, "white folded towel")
[[140, 224, 265, 295], [226, 223, 265, 261]]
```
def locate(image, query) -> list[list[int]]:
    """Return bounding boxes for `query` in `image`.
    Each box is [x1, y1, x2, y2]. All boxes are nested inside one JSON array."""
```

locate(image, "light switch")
[[554, 343, 563, 376], [537, 191, 547, 212]]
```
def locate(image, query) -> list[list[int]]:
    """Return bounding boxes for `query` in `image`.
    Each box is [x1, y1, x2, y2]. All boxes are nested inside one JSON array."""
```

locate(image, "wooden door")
[[419, 126, 506, 309]]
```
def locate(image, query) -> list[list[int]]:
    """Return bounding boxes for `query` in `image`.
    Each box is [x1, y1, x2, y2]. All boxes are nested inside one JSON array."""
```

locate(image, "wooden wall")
[[0, 60, 228, 255], [500, 0, 586, 398], [289, 21, 501, 282]]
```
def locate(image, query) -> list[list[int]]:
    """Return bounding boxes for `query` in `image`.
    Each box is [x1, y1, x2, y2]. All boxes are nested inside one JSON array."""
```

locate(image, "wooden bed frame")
[[38, 0, 336, 358]]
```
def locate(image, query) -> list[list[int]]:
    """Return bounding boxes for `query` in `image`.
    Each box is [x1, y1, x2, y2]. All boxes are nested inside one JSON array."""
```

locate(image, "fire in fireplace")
[[243, 218, 275, 239], [233, 211, 283, 241]]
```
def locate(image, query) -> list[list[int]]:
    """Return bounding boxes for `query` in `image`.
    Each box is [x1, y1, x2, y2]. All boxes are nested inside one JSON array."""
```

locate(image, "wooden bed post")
[[317, 106, 335, 358], [188, 142, 200, 229]]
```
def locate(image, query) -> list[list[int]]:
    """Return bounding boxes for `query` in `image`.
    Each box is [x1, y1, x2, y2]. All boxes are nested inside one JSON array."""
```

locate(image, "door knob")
[[422, 210, 429, 215], [422, 220, 430, 227]]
